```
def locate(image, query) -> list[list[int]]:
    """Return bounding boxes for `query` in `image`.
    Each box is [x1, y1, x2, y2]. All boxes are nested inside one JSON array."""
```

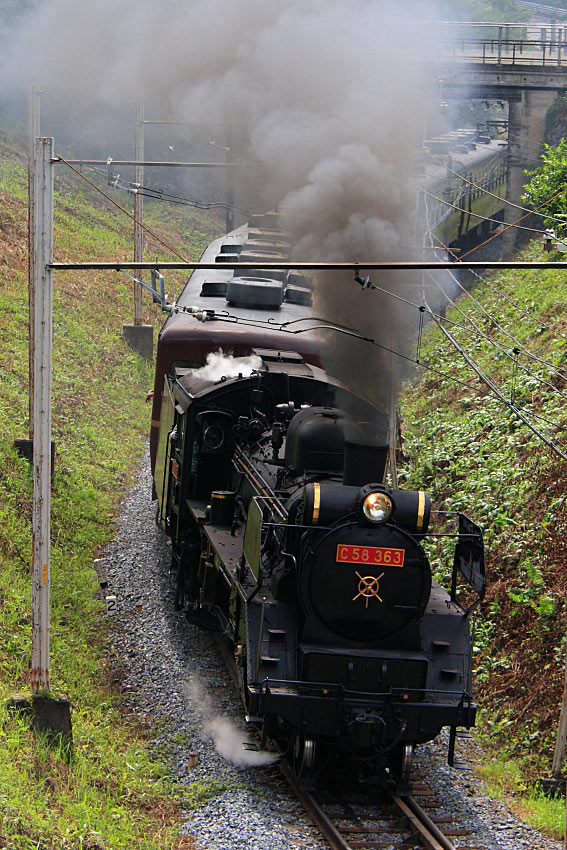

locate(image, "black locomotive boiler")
[[152, 332, 485, 787]]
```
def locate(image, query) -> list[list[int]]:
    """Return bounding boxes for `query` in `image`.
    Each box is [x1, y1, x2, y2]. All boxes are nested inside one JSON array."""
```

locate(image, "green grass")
[[0, 126, 225, 849], [400, 241, 567, 838], [476, 752, 565, 841]]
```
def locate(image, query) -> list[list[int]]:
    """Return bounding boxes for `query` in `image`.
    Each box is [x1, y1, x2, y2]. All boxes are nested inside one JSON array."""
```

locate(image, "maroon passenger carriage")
[[149, 212, 323, 474]]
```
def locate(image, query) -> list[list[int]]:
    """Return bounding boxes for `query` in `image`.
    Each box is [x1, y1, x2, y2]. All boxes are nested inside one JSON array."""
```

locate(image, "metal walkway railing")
[[429, 21, 567, 67]]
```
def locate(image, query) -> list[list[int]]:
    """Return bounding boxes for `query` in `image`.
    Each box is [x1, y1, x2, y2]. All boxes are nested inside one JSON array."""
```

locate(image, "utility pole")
[[134, 92, 144, 325], [30, 136, 54, 695], [9, 136, 72, 743], [122, 93, 153, 359], [9, 136, 74, 743]]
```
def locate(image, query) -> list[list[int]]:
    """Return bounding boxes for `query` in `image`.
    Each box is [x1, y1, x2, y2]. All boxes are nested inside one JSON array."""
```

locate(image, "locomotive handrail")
[[262, 519, 352, 532], [234, 450, 287, 520], [262, 520, 480, 539], [258, 678, 475, 703]]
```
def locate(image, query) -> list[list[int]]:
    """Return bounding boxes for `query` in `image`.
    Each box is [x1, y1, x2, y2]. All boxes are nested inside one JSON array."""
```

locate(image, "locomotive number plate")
[[336, 544, 405, 567]]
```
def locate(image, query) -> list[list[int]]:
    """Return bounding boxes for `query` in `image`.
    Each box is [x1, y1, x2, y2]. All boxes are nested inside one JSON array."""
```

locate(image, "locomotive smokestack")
[[342, 440, 389, 487]]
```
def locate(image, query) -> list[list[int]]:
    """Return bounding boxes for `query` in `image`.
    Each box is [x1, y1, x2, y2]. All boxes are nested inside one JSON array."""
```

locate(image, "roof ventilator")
[[226, 276, 284, 308], [215, 253, 241, 263], [284, 285, 312, 306], [200, 280, 228, 297]]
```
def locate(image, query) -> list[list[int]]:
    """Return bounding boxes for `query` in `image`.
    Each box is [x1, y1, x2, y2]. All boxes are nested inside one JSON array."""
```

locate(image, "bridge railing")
[[516, 1, 567, 19], [447, 36, 567, 65], [427, 21, 567, 66]]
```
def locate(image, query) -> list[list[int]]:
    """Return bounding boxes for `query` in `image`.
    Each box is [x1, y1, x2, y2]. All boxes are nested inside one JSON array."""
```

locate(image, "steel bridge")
[[434, 20, 567, 91], [428, 20, 567, 253]]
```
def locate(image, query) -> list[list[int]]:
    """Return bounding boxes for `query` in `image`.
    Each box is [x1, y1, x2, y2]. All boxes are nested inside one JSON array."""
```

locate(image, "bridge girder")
[[438, 63, 567, 102]]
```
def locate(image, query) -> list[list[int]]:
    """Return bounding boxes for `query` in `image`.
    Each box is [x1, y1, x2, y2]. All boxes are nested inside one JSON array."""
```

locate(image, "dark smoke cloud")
[[1, 0, 443, 407]]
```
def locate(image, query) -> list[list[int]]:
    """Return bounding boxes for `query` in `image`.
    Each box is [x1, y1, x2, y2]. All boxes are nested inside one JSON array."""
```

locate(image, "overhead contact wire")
[[428, 272, 567, 408], [428, 310, 567, 463], [304, 267, 563, 375], [56, 155, 190, 263], [138, 189, 252, 217], [421, 215, 567, 460], [460, 184, 567, 260], [425, 268, 567, 386], [434, 235, 567, 342], [211, 314, 489, 394], [423, 189, 547, 235], [136, 182, 253, 216]]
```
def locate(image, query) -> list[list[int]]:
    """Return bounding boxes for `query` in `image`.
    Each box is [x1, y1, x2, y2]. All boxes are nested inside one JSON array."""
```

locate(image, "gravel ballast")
[[100, 450, 561, 849]]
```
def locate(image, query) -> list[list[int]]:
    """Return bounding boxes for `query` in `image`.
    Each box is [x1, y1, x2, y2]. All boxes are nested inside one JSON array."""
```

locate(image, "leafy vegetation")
[[523, 138, 567, 237], [399, 241, 567, 838], [446, 0, 533, 22], [0, 124, 224, 849]]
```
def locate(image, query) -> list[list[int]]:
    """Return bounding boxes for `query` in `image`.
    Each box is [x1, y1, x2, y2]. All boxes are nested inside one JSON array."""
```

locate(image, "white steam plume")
[[203, 716, 279, 768], [191, 350, 262, 383], [186, 677, 278, 768]]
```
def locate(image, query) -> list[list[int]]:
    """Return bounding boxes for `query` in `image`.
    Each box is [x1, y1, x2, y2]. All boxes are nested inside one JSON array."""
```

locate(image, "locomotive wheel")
[[292, 734, 316, 786], [389, 742, 413, 794], [399, 743, 413, 787], [171, 548, 186, 611], [174, 566, 185, 611]]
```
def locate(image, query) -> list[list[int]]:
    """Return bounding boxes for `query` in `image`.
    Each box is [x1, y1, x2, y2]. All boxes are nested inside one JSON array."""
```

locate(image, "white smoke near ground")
[[203, 715, 279, 768], [1, 0, 446, 403], [190, 350, 262, 383], [186, 677, 278, 767]]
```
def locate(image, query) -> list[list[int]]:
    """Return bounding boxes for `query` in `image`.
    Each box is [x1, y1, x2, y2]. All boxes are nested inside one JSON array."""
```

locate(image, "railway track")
[[278, 758, 484, 850]]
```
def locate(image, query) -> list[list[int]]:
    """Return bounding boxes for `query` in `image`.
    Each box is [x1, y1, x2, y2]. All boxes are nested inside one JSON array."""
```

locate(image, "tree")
[[446, 0, 531, 21], [522, 139, 567, 236]]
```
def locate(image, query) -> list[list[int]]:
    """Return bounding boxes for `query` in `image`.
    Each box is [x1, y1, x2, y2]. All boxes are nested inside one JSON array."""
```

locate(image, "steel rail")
[[277, 762, 462, 850], [48, 260, 567, 271], [390, 794, 458, 850], [278, 759, 352, 850]]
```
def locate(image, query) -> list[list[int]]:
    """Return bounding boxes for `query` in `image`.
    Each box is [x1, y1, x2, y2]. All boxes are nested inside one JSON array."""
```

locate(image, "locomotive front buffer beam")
[[247, 681, 477, 746]]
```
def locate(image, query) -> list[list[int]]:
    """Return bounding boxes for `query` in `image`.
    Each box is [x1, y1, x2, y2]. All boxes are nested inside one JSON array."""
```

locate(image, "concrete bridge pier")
[[503, 88, 558, 258]]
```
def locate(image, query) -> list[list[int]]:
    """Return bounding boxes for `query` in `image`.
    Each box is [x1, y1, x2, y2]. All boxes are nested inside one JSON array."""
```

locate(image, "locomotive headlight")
[[362, 492, 393, 524]]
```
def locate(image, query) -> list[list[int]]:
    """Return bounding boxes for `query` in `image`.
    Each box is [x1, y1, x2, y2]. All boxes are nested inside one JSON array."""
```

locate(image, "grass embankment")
[[400, 242, 567, 839], [0, 124, 224, 849]]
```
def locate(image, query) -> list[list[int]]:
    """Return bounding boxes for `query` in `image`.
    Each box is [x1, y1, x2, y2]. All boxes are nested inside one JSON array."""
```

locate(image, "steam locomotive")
[[150, 214, 486, 790]]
